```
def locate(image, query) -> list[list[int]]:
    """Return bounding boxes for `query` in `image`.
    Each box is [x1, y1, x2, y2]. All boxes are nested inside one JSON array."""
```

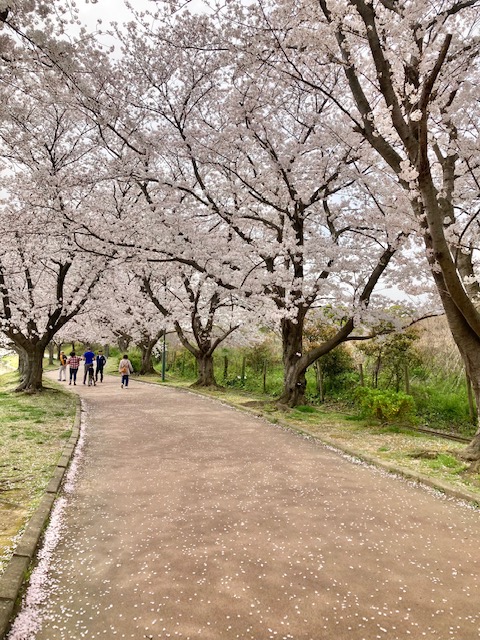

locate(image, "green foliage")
[[245, 339, 280, 373], [163, 328, 475, 436], [303, 321, 356, 400], [108, 346, 121, 359], [126, 348, 142, 374], [412, 382, 475, 436], [356, 329, 419, 391], [214, 345, 284, 395], [354, 387, 415, 423], [169, 349, 197, 378], [105, 347, 142, 375]]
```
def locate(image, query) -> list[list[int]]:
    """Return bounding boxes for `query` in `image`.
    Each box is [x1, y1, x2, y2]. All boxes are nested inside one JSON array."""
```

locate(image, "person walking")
[[119, 354, 134, 388], [82, 346, 96, 385], [58, 351, 67, 381], [95, 350, 107, 382], [67, 351, 81, 385]]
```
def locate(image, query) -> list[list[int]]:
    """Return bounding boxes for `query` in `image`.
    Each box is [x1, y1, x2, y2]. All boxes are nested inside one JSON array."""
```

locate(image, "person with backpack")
[[58, 351, 67, 382], [118, 354, 134, 388]]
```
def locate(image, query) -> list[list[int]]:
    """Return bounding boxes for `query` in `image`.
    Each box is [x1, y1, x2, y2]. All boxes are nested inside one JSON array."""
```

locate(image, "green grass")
[[425, 453, 467, 474], [294, 405, 317, 414], [0, 366, 77, 575]]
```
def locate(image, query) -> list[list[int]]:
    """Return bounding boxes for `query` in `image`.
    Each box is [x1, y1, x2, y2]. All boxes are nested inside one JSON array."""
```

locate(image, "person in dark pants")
[[119, 354, 134, 388], [67, 352, 81, 385], [95, 350, 106, 382], [82, 346, 95, 385]]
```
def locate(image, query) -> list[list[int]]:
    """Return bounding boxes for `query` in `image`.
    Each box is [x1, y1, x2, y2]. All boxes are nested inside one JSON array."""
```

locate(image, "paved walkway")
[[7, 373, 480, 639]]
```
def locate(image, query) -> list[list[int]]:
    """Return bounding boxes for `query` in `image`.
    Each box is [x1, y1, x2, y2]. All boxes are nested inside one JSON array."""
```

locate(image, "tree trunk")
[[277, 317, 307, 406], [192, 352, 217, 387], [373, 356, 381, 389], [48, 342, 55, 365], [432, 277, 480, 460], [278, 364, 307, 407], [315, 361, 325, 402], [466, 370, 476, 426], [118, 335, 130, 353], [16, 346, 28, 377], [15, 344, 45, 392], [240, 355, 246, 385], [139, 341, 156, 375], [404, 362, 410, 395]]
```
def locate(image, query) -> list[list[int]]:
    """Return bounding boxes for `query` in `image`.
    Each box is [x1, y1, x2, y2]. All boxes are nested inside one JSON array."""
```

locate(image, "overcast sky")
[[75, 0, 153, 30], [75, 0, 207, 31]]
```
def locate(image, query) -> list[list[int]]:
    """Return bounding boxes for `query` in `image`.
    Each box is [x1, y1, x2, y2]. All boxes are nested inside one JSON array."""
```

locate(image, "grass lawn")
[[0, 363, 76, 575]]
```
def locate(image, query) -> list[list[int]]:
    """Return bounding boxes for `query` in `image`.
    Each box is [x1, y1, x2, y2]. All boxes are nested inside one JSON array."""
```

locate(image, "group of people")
[[58, 348, 134, 388], [58, 348, 107, 386]]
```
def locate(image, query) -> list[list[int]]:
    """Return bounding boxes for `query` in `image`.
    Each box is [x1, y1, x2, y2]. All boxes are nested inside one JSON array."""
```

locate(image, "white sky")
[[75, 0, 206, 30], [75, 0, 151, 29]]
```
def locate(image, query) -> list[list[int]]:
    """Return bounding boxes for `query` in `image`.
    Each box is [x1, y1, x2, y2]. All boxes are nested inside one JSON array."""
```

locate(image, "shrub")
[[354, 387, 415, 423]]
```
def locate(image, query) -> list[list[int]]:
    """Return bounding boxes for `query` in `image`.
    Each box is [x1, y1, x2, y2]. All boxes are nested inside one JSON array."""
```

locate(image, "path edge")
[[0, 394, 83, 639]]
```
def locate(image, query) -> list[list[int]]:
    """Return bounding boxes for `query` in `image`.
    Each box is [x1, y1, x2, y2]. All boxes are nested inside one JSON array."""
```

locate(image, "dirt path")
[[7, 373, 480, 640]]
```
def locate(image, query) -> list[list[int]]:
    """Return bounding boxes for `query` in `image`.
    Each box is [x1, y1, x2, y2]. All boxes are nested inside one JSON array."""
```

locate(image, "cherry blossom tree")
[[103, 10, 432, 404], [198, 0, 480, 436], [297, 0, 480, 457], [106, 268, 166, 375], [0, 52, 109, 391], [140, 264, 246, 387], [37, 6, 432, 405], [0, 3, 440, 406]]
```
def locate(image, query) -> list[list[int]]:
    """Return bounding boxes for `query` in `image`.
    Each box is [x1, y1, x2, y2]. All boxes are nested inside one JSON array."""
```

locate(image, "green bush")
[[127, 349, 142, 374], [354, 387, 415, 423]]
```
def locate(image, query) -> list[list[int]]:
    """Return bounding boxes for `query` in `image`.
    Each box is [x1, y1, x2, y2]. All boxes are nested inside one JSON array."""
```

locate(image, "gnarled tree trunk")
[[192, 351, 217, 387], [277, 317, 307, 406], [15, 342, 45, 392], [139, 340, 156, 375]]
